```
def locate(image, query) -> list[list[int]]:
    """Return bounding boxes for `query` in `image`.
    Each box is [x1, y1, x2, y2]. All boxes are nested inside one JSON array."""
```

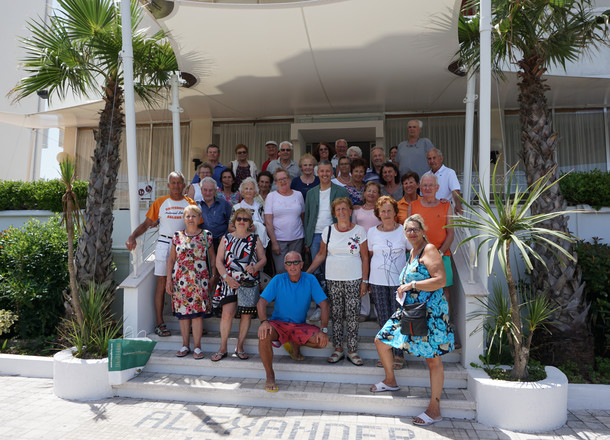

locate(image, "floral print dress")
[[170, 229, 213, 319], [376, 251, 455, 357]]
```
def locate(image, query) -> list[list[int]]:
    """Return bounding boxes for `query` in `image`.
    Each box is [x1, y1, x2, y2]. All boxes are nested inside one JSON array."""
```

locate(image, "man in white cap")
[[261, 140, 278, 172]]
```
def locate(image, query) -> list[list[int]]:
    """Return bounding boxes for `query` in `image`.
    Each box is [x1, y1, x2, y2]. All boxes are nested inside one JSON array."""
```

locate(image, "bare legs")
[[178, 317, 203, 351], [216, 301, 252, 356], [373, 337, 445, 422], [154, 276, 166, 326]]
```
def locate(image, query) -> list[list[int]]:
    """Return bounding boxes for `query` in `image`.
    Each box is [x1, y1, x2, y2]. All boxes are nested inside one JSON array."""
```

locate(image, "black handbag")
[[400, 298, 428, 337]]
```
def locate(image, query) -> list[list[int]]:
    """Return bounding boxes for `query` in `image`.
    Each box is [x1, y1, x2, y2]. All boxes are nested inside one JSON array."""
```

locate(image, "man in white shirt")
[[331, 138, 348, 168], [427, 148, 463, 215]]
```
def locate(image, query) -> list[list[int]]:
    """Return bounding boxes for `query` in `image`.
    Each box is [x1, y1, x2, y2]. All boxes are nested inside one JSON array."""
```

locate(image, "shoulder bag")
[[399, 246, 428, 337], [237, 234, 260, 310]]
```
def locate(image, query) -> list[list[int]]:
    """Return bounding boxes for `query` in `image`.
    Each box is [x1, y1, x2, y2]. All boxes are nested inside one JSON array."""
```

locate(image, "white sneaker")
[[308, 308, 321, 322]]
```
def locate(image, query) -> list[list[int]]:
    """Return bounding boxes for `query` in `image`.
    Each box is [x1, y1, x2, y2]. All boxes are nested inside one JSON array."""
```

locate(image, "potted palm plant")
[[451, 163, 577, 431], [54, 158, 123, 400]]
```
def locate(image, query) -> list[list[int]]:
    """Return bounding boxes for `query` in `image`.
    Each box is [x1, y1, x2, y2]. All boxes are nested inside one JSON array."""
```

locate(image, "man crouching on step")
[[257, 251, 330, 392]]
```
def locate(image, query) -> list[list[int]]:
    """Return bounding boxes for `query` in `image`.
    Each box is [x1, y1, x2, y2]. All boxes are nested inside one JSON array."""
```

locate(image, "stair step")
[[115, 370, 475, 419], [147, 332, 462, 363], [144, 350, 467, 388]]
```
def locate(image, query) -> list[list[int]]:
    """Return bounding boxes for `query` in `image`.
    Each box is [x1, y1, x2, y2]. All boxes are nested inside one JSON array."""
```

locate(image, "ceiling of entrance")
[[155, 0, 466, 120]]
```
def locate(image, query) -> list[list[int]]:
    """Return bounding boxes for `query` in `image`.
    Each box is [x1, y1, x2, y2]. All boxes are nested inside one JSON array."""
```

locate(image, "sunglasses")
[[280, 148, 292, 152], [235, 217, 251, 223], [237, 150, 247, 155], [405, 227, 421, 234], [285, 260, 302, 266]]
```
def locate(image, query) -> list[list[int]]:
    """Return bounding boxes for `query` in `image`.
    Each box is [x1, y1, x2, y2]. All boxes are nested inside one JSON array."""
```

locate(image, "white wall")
[[0, 0, 50, 181]]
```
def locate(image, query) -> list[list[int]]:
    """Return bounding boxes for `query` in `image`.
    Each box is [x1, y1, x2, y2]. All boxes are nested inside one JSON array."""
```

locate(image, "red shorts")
[[269, 321, 320, 347]]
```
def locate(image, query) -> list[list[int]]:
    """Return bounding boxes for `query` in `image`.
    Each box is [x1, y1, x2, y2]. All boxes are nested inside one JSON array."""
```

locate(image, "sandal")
[[154, 323, 171, 337], [234, 350, 249, 360], [327, 348, 344, 363], [283, 342, 305, 361], [265, 381, 279, 393], [176, 346, 190, 357], [347, 351, 363, 366], [376, 360, 384, 368], [211, 351, 228, 362], [393, 358, 405, 370], [193, 348, 204, 360]]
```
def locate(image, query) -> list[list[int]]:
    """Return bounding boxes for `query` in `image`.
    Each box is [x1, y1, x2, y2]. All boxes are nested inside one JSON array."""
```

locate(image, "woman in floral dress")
[[370, 214, 454, 427], [166, 204, 215, 360]]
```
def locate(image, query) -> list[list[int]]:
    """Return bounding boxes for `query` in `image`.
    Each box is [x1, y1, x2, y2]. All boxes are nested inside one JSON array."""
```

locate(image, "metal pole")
[[121, 0, 141, 273], [169, 73, 183, 172], [463, 73, 477, 205], [478, 0, 492, 282]]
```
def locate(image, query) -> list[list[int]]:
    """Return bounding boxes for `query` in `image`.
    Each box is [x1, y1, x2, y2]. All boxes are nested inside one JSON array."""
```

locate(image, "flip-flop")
[[370, 381, 400, 393], [234, 350, 249, 360], [265, 382, 279, 393], [283, 343, 305, 361], [413, 412, 442, 426], [193, 348, 204, 360], [211, 351, 228, 362], [176, 346, 190, 357]]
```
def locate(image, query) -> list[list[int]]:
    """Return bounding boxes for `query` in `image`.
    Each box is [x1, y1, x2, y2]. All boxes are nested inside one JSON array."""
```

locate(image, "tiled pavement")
[[1, 375, 609, 440]]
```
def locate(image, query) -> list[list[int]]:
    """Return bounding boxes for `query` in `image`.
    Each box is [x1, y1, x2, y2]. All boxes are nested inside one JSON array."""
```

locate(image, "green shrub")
[[0, 179, 87, 212], [0, 216, 72, 338], [576, 238, 610, 357], [559, 169, 610, 210]]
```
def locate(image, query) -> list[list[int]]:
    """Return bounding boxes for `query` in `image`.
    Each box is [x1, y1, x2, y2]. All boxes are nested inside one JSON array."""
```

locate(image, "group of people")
[[125, 120, 460, 426]]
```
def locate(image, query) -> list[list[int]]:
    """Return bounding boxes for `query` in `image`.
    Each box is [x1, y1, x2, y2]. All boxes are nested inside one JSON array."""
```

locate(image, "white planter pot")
[[53, 348, 114, 400], [469, 366, 568, 432]]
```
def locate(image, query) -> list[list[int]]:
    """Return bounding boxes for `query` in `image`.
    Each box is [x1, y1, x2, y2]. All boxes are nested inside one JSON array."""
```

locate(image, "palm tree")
[[11, 0, 178, 291], [456, 0, 609, 368], [452, 164, 577, 380], [59, 157, 84, 327]]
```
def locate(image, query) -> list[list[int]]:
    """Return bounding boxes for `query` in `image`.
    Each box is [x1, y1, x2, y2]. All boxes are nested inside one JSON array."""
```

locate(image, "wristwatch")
[[222, 273, 227, 280], [411, 280, 417, 290], [321, 327, 328, 334]]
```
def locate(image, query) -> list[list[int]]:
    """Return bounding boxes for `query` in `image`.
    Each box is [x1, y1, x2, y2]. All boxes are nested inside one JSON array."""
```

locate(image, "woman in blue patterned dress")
[[370, 214, 454, 427]]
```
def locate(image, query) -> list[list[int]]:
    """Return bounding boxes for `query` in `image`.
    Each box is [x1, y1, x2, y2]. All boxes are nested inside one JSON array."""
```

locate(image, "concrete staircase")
[[114, 308, 475, 419]]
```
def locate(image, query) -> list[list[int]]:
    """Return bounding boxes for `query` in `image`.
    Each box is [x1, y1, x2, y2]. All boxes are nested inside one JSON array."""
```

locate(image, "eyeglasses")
[[235, 217, 251, 223], [276, 177, 288, 182], [405, 227, 421, 234], [237, 150, 247, 155], [285, 260, 302, 266], [280, 148, 292, 152]]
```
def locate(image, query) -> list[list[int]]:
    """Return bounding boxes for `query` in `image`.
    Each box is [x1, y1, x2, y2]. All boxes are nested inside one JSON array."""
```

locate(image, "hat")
[[265, 141, 278, 147]]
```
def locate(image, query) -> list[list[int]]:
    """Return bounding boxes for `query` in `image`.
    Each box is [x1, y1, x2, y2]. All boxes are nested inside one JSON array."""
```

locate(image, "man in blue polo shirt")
[[198, 177, 232, 251], [257, 251, 329, 392], [192, 144, 226, 187]]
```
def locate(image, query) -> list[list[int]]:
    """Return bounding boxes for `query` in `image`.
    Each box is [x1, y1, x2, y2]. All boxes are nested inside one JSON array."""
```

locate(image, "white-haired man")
[[427, 148, 463, 215], [126, 171, 196, 337], [331, 138, 348, 168], [267, 141, 301, 189], [396, 120, 435, 179]]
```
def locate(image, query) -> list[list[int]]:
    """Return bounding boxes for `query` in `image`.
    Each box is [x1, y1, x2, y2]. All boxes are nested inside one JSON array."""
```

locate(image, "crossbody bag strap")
[[326, 224, 332, 255]]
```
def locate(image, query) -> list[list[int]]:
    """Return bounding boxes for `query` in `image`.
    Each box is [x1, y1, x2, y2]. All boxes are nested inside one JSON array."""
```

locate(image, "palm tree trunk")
[[64, 191, 83, 327], [517, 54, 594, 370], [75, 76, 124, 290]]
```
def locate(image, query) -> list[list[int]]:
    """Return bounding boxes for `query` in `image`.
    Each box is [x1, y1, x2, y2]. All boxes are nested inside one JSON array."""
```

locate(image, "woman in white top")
[[331, 156, 352, 187], [264, 169, 305, 274], [307, 197, 369, 366], [187, 163, 213, 202], [367, 195, 411, 369], [230, 177, 269, 248]]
